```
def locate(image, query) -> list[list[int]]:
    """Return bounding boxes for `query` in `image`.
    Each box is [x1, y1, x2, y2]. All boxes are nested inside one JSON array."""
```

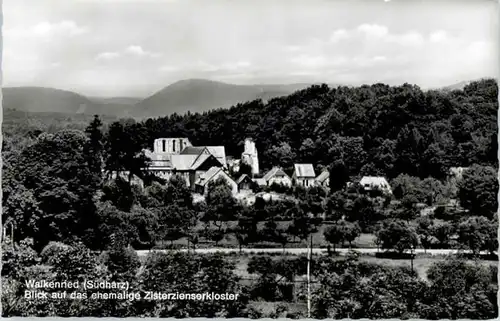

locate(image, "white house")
[[261, 167, 293, 187], [359, 176, 392, 194], [194, 166, 238, 196], [293, 164, 316, 188]]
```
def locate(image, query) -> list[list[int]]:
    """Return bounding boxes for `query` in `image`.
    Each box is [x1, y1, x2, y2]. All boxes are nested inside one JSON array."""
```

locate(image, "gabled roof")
[[144, 148, 223, 171], [170, 155, 200, 170], [294, 164, 315, 178], [263, 167, 289, 181], [236, 174, 253, 185], [195, 166, 233, 187], [190, 153, 223, 170], [253, 178, 267, 186], [315, 170, 330, 183], [180, 146, 207, 155], [180, 145, 227, 167], [360, 176, 390, 189]]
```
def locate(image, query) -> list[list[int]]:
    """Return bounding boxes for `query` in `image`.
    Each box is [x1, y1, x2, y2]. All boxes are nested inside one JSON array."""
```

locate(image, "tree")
[[430, 221, 454, 249], [375, 220, 419, 254], [267, 142, 296, 168], [344, 195, 382, 230], [287, 205, 322, 243], [233, 217, 258, 253], [203, 178, 239, 239], [342, 221, 361, 248], [329, 160, 349, 191], [457, 216, 498, 255], [84, 115, 104, 179], [13, 129, 101, 251], [323, 191, 346, 222], [139, 252, 247, 317], [102, 245, 141, 282], [323, 224, 345, 253], [164, 174, 193, 208], [299, 138, 316, 163], [423, 257, 497, 319], [457, 165, 498, 218], [415, 217, 434, 252], [101, 177, 137, 212], [104, 121, 149, 182]]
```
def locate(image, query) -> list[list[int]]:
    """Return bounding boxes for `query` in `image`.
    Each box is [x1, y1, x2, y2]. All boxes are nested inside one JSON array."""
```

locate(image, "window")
[[173, 140, 176, 152], [180, 140, 183, 151], [162, 140, 166, 152]]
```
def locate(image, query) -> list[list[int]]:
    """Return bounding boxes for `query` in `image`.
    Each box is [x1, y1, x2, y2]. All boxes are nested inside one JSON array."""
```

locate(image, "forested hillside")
[[139, 79, 498, 179]]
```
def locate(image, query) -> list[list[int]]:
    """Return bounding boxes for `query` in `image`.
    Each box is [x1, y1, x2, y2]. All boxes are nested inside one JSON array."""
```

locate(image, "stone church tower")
[[241, 138, 259, 175]]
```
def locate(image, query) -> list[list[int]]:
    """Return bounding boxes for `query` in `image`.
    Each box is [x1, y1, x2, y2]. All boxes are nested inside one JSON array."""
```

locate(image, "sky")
[[2, 0, 499, 97]]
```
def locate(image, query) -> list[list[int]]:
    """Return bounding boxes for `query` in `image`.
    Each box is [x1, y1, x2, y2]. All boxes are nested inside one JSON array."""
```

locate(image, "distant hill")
[[11, 78, 480, 120], [442, 78, 497, 91], [132, 79, 313, 118], [89, 96, 142, 105], [442, 81, 474, 91], [2, 81, 316, 119], [3, 87, 131, 117]]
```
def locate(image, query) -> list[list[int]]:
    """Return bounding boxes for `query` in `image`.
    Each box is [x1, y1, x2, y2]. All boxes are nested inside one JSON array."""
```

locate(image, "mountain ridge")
[[3, 78, 488, 119]]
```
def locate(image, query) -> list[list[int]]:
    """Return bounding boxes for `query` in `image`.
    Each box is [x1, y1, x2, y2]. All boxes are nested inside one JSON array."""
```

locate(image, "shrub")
[[40, 241, 71, 264]]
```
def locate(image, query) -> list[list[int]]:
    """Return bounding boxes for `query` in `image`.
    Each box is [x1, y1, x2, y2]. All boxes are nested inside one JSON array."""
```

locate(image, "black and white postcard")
[[1, 0, 498, 319]]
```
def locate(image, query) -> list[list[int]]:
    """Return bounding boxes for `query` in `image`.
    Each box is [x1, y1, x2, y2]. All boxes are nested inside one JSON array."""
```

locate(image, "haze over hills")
[[3, 87, 132, 117], [89, 96, 143, 106], [3, 79, 314, 119], [2, 78, 486, 120], [131, 79, 314, 117]]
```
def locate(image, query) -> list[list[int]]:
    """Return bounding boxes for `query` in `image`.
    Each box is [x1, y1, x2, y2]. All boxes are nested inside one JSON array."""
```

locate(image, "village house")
[[315, 170, 330, 188], [143, 137, 226, 188], [293, 163, 316, 187], [194, 166, 238, 196], [236, 174, 254, 193], [359, 176, 392, 195], [257, 166, 293, 187]]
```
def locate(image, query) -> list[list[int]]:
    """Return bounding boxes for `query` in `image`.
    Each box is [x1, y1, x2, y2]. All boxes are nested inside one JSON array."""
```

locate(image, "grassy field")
[[157, 221, 377, 249]]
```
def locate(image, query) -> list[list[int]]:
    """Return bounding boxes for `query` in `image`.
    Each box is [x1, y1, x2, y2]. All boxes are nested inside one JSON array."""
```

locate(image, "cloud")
[[357, 24, 389, 38], [330, 29, 349, 43], [125, 45, 162, 58], [95, 45, 162, 61], [290, 55, 328, 68], [389, 31, 425, 46], [95, 52, 121, 60], [33, 20, 88, 36], [429, 30, 448, 43], [5, 20, 89, 38], [220, 61, 251, 70], [159, 65, 180, 72], [162, 60, 252, 73]]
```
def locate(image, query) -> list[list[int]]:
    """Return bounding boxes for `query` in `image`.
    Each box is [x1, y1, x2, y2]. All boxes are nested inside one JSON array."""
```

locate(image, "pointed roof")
[[294, 163, 315, 178], [315, 170, 330, 183], [236, 174, 253, 185], [360, 176, 391, 190], [180, 146, 207, 155], [195, 166, 234, 187], [263, 167, 289, 181], [144, 148, 223, 171], [180, 145, 227, 167]]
